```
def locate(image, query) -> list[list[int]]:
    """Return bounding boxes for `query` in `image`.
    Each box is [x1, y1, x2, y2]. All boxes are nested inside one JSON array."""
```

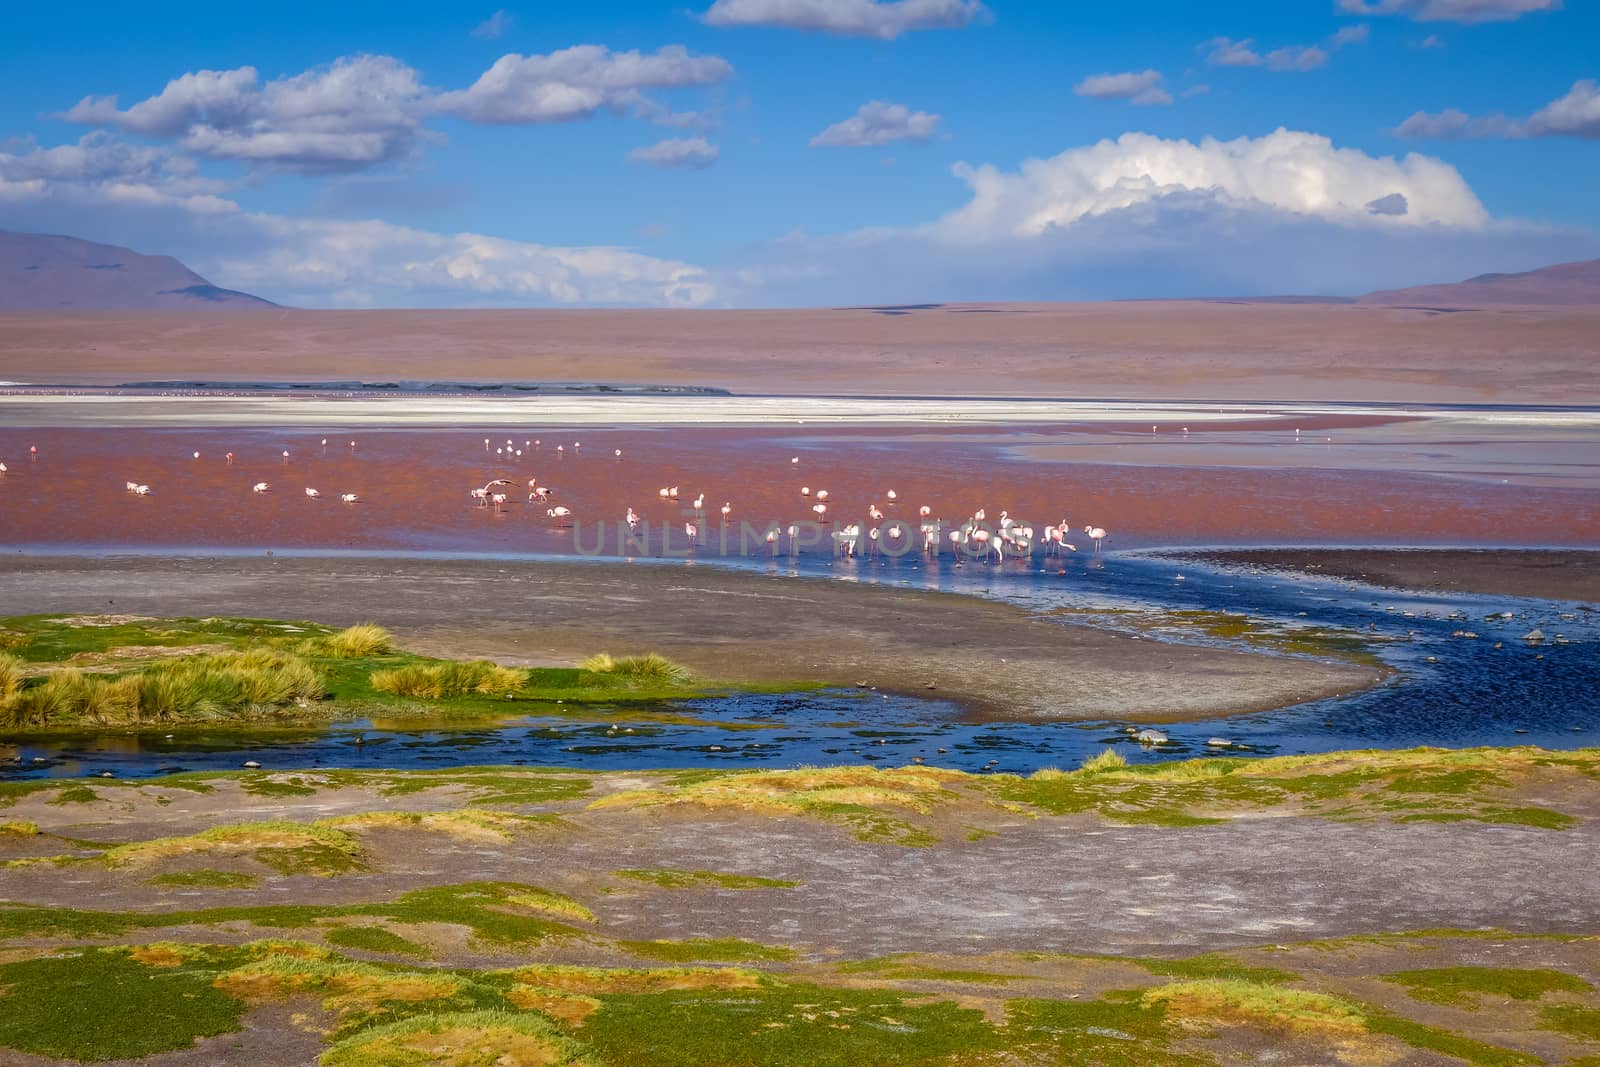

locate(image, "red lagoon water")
[[0, 425, 1595, 555]]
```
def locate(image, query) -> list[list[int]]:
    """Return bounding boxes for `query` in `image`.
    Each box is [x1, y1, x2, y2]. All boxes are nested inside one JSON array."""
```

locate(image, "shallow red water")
[[0, 425, 1595, 556]]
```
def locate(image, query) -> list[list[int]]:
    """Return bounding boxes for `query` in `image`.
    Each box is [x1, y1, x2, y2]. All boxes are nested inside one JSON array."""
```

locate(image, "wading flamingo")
[[340, 493, 360, 504], [886, 489, 898, 501], [547, 506, 571, 521], [693, 492, 705, 510], [815, 489, 829, 501], [1084, 525, 1108, 552], [252, 482, 270, 494], [684, 521, 699, 544], [720, 502, 732, 521], [491, 493, 509, 512], [305, 488, 320, 499]]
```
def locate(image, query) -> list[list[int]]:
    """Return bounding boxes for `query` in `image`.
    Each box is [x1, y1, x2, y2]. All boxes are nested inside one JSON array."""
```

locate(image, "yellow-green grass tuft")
[[370, 661, 526, 699], [580, 652, 690, 687], [321, 624, 393, 659]]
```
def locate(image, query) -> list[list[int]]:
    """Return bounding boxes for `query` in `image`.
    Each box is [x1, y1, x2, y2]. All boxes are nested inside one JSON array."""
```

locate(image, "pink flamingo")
[[340, 493, 360, 504], [252, 482, 270, 493], [684, 521, 699, 544], [491, 493, 509, 512], [1084, 525, 1108, 552], [305, 487, 320, 499], [720, 502, 732, 522]]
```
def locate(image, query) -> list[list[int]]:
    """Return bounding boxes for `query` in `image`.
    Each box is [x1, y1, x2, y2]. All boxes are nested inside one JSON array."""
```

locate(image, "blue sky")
[[1, 0, 1596, 306]]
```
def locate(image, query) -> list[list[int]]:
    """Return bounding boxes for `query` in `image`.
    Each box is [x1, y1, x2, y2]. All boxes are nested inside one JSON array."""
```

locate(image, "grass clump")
[[1384, 966, 1594, 1006], [1143, 979, 1366, 1035], [1079, 748, 1129, 773], [320, 624, 393, 659], [324, 924, 432, 958], [0, 649, 323, 727], [0, 652, 22, 704], [146, 869, 260, 890], [322, 1010, 598, 1067], [1541, 1004, 1600, 1039], [370, 661, 526, 699], [580, 652, 690, 687], [618, 937, 798, 963], [104, 821, 365, 877]]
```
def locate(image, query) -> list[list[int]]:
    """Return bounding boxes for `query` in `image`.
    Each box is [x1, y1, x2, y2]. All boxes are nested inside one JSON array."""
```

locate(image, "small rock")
[[242, 760, 261, 769], [1205, 738, 1234, 748], [1134, 729, 1169, 745], [1523, 628, 1545, 643]]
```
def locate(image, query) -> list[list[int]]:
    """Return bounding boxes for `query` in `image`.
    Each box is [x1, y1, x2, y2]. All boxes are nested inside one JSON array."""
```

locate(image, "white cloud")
[[0, 140, 714, 307], [472, 10, 513, 39], [434, 45, 732, 125], [1337, 0, 1559, 21], [1206, 36, 1338, 72], [61, 56, 431, 174], [1266, 45, 1328, 71], [219, 217, 715, 307], [935, 129, 1487, 241], [628, 136, 720, 168], [1330, 24, 1371, 46], [810, 101, 942, 147], [1527, 79, 1600, 138], [1395, 80, 1600, 140], [720, 130, 1598, 305], [1073, 71, 1172, 106], [0, 132, 232, 212], [701, 0, 986, 39], [1204, 37, 1261, 67]]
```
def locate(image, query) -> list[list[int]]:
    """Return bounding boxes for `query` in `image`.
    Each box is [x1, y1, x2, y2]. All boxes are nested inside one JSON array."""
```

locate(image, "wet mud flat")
[[1185, 548, 1600, 603], [1, 752, 1598, 1066], [0, 555, 1378, 723]]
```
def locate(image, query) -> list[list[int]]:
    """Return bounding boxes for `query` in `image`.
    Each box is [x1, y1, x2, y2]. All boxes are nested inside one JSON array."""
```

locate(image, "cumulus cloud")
[[935, 129, 1487, 242], [434, 45, 732, 125], [718, 130, 1599, 304], [61, 56, 431, 173], [1527, 79, 1600, 138], [472, 10, 513, 39], [1337, 0, 1559, 21], [701, 0, 986, 39], [1330, 24, 1372, 46], [810, 101, 942, 147], [628, 136, 720, 168], [0, 132, 232, 213], [1394, 80, 1600, 140], [1073, 70, 1172, 106]]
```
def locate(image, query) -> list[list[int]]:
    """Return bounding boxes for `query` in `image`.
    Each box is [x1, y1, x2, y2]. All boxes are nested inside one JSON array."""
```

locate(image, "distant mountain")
[[1359, 258, 1600, 307], [0, 230, 276, 311]]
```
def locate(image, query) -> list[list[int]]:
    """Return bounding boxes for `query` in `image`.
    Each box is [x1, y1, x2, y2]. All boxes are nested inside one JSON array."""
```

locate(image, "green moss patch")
[[614, 868, 801, 890], [1384, 966, 1595, 1006], [0, 948, 247, 1061]]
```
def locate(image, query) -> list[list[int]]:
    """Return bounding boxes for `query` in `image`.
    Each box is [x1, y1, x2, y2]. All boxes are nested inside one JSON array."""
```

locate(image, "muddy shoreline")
[[0, 554, 1379, 723], [1179, 548, 1600, 603]]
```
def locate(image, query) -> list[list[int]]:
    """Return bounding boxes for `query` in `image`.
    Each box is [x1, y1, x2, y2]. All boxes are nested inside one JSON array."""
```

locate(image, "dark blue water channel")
[[2, 548, 1595, 779]]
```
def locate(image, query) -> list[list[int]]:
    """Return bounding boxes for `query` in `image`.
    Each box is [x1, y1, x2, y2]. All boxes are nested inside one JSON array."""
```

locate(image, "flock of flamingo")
[[2, 435, 1112, 561]]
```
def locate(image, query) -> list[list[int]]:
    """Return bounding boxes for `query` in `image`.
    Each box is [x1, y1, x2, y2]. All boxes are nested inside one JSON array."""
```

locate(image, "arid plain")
[[2, 301, 1599, 1067]]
